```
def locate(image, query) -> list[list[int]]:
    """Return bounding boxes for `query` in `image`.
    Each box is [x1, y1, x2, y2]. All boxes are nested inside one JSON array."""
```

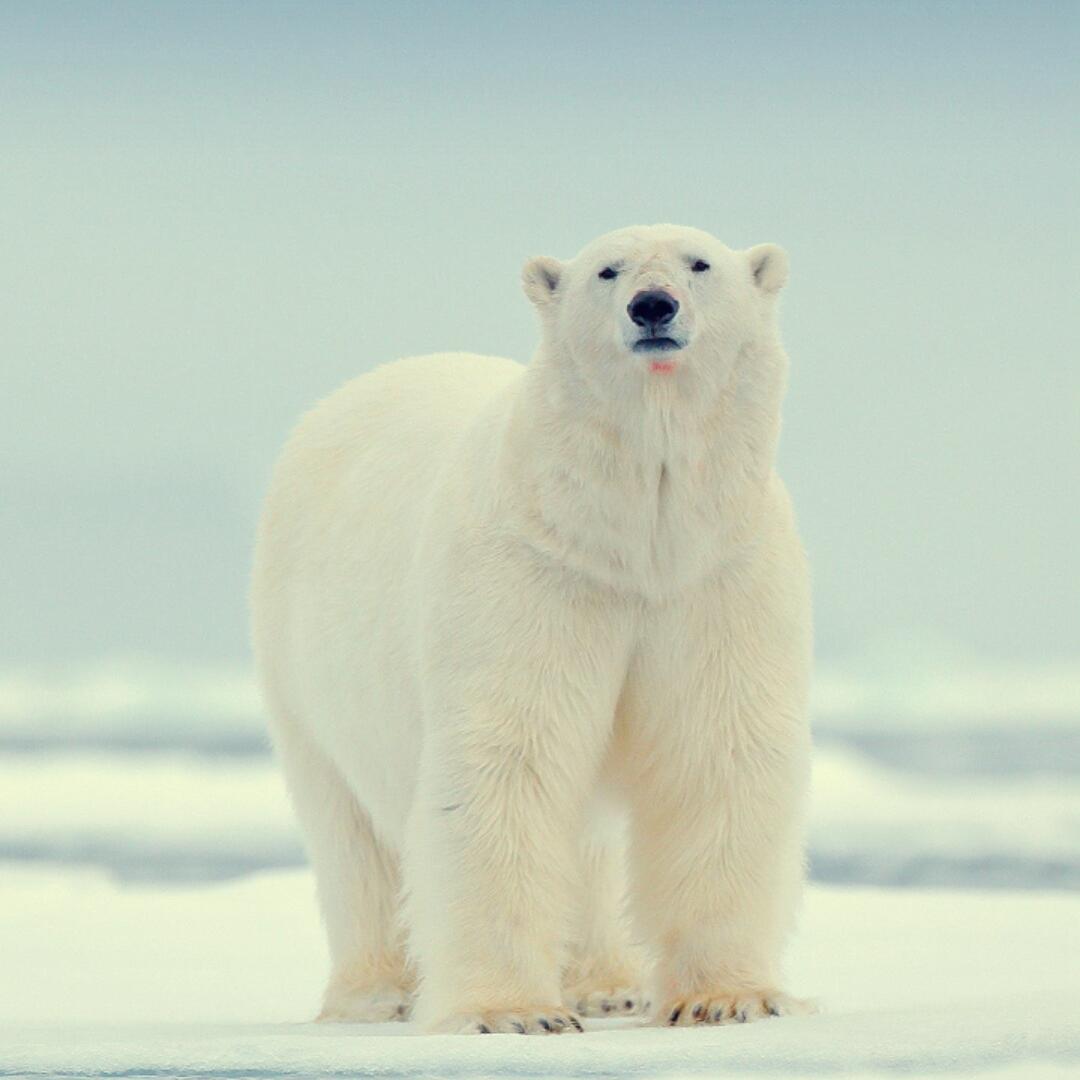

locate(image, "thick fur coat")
[[251, 224, 814, 1033]]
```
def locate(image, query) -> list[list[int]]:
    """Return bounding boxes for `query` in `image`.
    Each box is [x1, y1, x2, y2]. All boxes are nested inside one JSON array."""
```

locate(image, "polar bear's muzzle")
[[629, 289, 678, 331], [628, 289, 685, 353]]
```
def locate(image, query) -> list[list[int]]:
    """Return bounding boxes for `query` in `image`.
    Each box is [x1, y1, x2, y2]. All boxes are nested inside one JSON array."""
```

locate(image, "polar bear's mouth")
[[633, 336, 683, 353]]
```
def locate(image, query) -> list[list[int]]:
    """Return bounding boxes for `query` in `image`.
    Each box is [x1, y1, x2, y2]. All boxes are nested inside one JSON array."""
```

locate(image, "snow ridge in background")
[[3, 748, 1077, 888], [1, 653, 1078, 890], [5, 651, 1080, 749], [0, 658, 266, 753]]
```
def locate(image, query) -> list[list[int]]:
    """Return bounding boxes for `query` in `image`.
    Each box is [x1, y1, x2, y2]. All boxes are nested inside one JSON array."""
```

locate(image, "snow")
[[810, 748, 1080, 888], [812, 654, 1080, 732], [0, 659, 266, 754], [6, 653, 1080, 751], [2, 653, 1077, 1076], [3, 747, 1077, 887], [1, 867, 1077, 1078], [0, 753, 299, 880]]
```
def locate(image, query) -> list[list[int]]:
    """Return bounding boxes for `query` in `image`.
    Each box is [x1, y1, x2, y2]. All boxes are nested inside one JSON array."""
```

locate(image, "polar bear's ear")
[[522, 256, 564, 307], [746, 244, 789, 294]]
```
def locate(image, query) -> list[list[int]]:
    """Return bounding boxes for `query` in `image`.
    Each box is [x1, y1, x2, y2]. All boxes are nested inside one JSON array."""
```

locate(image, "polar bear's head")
[[522, 224, 788, 411]]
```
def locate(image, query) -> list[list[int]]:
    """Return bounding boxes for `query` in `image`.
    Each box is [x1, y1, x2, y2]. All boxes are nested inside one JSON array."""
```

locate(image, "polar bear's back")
[[252, 352, 523, 830], [289, 350, 520, 467], [262, 351, 522, 562]]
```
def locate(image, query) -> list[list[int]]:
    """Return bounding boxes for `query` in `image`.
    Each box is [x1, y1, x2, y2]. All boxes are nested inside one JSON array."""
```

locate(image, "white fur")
[[251, 224, 813, 1034]]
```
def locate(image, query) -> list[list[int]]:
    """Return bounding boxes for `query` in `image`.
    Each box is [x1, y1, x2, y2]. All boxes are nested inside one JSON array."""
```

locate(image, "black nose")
[[628, 290, 679, 330]]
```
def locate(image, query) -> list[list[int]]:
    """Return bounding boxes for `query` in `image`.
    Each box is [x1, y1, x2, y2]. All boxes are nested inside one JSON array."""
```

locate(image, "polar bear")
[[251, 224, 814, 1034]]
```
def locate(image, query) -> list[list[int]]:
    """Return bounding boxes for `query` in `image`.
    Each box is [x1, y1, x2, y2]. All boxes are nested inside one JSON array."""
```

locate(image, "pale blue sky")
[[1, 1, 1077, 666]]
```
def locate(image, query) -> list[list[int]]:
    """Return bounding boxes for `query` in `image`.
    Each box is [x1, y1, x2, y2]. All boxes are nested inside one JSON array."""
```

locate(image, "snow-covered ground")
[[2, 867, 1077, 1077], [1, 656, 1078, 1077]]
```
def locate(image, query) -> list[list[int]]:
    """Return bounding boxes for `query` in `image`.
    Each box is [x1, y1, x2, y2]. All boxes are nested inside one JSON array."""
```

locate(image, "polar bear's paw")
[[658, 989, 817, 1027], [317, 980, 414, 1023], [565, 982, 650, 1017], [563, 955, 649, 1017], [435, 1006, 585, 1035]]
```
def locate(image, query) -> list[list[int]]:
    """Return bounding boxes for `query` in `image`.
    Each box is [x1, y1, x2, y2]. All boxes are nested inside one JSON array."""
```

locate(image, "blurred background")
[[1, 1, 1077, 891]]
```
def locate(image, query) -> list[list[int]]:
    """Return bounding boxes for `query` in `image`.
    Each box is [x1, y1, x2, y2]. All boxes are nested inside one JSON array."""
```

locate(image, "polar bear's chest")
[[522, 454, 739, 600]]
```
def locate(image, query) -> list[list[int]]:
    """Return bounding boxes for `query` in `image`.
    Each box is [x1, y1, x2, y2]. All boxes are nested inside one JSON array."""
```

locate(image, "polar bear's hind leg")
[[272, 717, 415, 1022]]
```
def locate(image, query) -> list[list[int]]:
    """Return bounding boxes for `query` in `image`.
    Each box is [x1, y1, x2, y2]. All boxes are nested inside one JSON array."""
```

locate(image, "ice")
[[2, 653, 1077, 1075], [1, 867, 1076, 1077]]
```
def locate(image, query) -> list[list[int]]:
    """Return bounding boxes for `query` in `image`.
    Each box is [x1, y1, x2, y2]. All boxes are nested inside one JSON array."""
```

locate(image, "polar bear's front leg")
[[404, 549, 633, 1034], [631, 774, 815, 1027], [406, 731, 598, 1033], [561, 799, 649, 1017], [627, 544, 815, 1026]]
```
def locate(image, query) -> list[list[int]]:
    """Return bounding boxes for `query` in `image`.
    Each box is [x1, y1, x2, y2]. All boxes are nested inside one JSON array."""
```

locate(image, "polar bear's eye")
[[691, 260, 710, 273], [598, 267, 618, 281]]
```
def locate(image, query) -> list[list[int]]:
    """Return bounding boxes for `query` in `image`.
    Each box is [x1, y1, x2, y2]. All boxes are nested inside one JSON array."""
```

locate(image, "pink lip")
[[650, 360, 676, 373]]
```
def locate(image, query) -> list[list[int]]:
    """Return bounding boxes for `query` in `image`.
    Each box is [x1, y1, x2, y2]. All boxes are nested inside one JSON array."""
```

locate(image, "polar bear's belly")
[[252, 353, 523, 840]]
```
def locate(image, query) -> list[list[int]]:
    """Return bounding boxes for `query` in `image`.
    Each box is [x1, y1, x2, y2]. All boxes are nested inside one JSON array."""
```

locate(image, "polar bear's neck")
[[504, 346, 785, 599]]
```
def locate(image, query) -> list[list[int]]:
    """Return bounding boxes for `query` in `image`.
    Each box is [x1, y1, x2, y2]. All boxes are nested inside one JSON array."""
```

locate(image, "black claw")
[[551, 1017, 566, 1030], [602, 1001, 612, 1013], [735, 1010, 747, 1023], [477, 1023, 491, 1034], [512, 1021, 525, 1033], [624, 999, 634, 1010], [766, 1002, 780, 1017], [539, 1018, 552, 1031], [668, 1006, 683, 1025], [691, 1003, 704, 1020], [570, 1016, 583, 1032]]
